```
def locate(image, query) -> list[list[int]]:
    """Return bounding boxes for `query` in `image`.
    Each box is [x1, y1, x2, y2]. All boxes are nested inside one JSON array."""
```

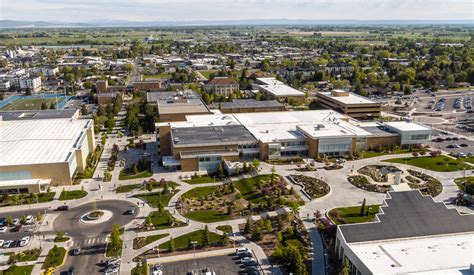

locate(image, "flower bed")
[[406, 169, 442, 197], [357, 165, 400, 182], [290, 175, 330, 199], [347, 175, 390, 193]]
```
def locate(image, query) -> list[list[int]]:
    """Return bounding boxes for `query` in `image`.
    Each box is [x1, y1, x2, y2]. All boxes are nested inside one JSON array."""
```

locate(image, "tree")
[[37, 211, 43, 221], [168, 237, 175, 252], [146, 216, 152, 227], [216, 163, 223, 178], [252, 225, 262, 241], [360, 198, 366, 217], [221, 233, 230, 246], [81, 105, 88, 115], [55, 231, 65, 241], [265, 219, 273, 232], [110, 224, 122, 252], [146, 182, 153, 192], [202, 225, 210, 247], [244, 218, 252, 234], [21, 215, 27, 224], [41, 102, 48, 110], [6, 216, 13, 225], [252, 159, 260, 172], [271, 166, 276, 185]]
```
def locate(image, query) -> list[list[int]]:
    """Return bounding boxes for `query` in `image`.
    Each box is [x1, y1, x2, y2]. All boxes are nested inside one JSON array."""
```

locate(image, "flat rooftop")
[[384, 121, 432, 132], [256, 77, 305, 97], [219, 99, 283, 109], [157, 98, 210, 115], [146, 90, 200, 102], [349, 232, 473, 274], [0, 118, 91, 166], [318, 91, 378, 105], [339, 190, 474, 244], [298, 120, 372, 139], [0, 109, 79, 121], [171, 125, 256, 147]]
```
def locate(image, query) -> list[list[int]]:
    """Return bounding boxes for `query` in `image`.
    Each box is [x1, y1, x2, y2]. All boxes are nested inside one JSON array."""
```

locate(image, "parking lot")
[[429, 130, 474, 156], [158, 254, 246, 275], [0, 208, 47, 250]]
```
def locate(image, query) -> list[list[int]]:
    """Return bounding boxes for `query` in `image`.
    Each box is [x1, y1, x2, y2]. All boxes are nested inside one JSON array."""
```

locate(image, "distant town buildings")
[[204, 77, 239, 96]]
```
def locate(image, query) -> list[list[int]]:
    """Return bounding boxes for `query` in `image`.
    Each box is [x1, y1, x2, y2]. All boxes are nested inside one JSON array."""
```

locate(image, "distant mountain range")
[[1, 19, 472, 29]]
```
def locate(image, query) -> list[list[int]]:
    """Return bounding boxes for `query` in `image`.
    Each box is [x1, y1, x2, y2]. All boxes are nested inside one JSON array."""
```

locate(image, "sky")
[[0, 0, 472, 22]]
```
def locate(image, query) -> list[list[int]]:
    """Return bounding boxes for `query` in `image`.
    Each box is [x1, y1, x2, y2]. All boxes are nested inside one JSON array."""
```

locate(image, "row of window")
[[318, 143, 351, 153], [410, 134, 430, 140]]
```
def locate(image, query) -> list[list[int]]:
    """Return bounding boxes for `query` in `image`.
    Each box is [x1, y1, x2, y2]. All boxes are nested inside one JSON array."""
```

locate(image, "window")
[[411, 134, 429, 140]]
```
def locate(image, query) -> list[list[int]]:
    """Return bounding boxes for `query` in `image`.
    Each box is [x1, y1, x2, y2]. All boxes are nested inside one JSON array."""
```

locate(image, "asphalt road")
[[54, 200, 138, 275]]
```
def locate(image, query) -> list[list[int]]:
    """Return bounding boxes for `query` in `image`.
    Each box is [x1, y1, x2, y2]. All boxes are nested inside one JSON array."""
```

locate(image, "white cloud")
[[0, 0, 472, 22]]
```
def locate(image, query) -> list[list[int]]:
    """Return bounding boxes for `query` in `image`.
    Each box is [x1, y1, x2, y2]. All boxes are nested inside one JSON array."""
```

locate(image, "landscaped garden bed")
[[347, 175, 390, 193], [59, 189, 87, 201], [8, 248, 41, 264], [0, 192, 56, 207], [454, 177, 474, 195], [267, 158, 305, 165], [289, 175, 330, 199], [135, 189, 179, 208], [116, 179, 178, 193], [139, 210, 186, 231], [183, 175, 215, 184], [357, 165, 400, 182], [181, 174, 303, 223], [42, 246, 66, 269], [406, 169, 442, 197]]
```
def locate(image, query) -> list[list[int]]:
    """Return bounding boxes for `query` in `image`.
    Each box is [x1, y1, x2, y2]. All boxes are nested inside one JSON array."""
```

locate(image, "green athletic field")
[[1, 97, 65, 111]]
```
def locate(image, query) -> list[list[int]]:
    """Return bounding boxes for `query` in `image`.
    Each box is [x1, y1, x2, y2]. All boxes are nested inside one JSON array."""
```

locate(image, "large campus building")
[[156, 110, 432, 172], [336, 190, 474, 274], [0, 109, 95, 193], [255, 78, 305, 101], [316, 90, 381, 119]]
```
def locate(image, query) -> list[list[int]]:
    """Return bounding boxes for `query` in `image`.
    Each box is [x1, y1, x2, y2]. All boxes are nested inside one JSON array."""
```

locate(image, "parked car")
[[56, 205, 69, 211], [0, 227, 7, 233], [0, 240, 4, 247], [3, 240, 13, 248], [12, 219, 20, 226], [11, 225, 22, 232], [0, 218, 6, 226], [460, 144, 469, 147], [20, 236, 30, 247], [241, 257, 257, 266], [25, 215, 34, 224]]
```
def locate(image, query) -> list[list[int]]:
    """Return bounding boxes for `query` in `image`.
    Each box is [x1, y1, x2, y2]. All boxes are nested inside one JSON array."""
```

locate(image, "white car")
[[0, 227, 7, 233], [20, 236, 30, 247], [3, 240, 12, 248], [0, 240, 4, 247], [12, 219, 20, 226], [25, 215, 34, 225]]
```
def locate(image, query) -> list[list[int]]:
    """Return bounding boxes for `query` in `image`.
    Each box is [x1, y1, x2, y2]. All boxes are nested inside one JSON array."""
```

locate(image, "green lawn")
[[146, 210, 182, 229], [42, 246, 66, 269], [116, 181, 178, 193], [329, 205, 380, 225], [216, 225, 233, 234], [158, 230, 222, 251], [183, 176, 215, 184], [384, 156, 471, 172], [118, 169, 153, 180], [233, 175, 272, 203], [361, 149, 413, 159], [131, 265, 146, 275], [182, 186, 221, 199], [133, 233, 169, 249], [1, 97, 65, 111], [184, 209, 232, 223], [2, 265, 34, 275], [135, 190, 178, 207], [454, 177, 474, 195], [59, 190, 88, 201], [197, 70, 218, 79]]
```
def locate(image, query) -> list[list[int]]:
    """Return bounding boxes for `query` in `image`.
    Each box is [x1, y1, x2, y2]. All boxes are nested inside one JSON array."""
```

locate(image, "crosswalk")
[[70, 236, 108, 247]]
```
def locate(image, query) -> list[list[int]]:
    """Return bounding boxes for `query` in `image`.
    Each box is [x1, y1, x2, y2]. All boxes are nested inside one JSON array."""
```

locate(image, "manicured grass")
[[454, 177, 474, 195], [329, 205, 380, 225], [118, 169, 153, 180], [8, 248, 41, 262], [42, 246, 66, 269], [133, 233, 169, 249], [361, 149, 412, 159], [135, 190, 178, 208], [1, 97, 65, 111], [182, 186, 221, 199], [183, 176, 215, 184], [59, 190, 88, 201], [233, 175, 272, 203], [216, 225, 233, 234], [184, 209, 232, 223], [197, 70, 218, 79], [2, 265, 34, 275], [384, 156, 471, 172], [146, 210, 180, 229], [116, 181, 178, 193], [158, 230, 222, 251], [54, 236, 70, 243], [131, 265, 146, 275], [116, 184, 141, 193]]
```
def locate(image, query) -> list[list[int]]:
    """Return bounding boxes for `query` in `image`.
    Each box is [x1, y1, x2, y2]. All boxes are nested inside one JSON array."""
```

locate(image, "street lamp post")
[[191, 241, 197, 266]]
